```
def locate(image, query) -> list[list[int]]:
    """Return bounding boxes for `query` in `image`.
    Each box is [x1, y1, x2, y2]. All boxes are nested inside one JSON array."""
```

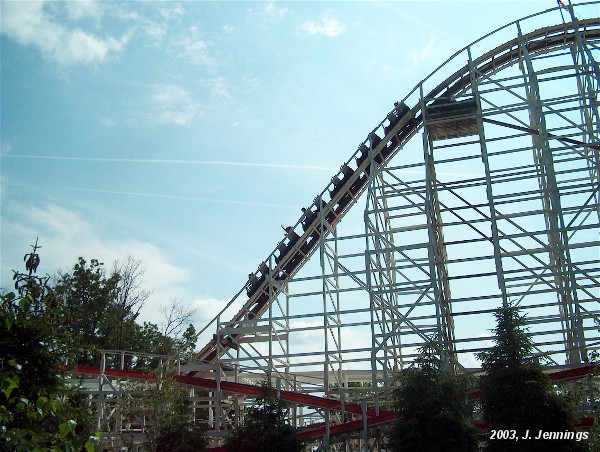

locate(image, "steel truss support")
[[420, 87, 459, 370], [569, 8, 600, 164], [208, 261, 293, 442], [320, 208, 343, 450], [468, 50, 511, 310], [187, 7, 599, 449], [518, 22, 589, 364], [57, 9, 600, 452], [365, 168, 401, 410]]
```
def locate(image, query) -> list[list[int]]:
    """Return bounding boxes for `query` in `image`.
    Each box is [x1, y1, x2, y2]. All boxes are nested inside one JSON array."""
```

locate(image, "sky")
[[1, 0, 595, 340]]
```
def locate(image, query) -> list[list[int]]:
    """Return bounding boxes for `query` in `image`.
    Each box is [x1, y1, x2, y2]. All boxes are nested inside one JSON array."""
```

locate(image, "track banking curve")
[[196, 12, 600, 363]]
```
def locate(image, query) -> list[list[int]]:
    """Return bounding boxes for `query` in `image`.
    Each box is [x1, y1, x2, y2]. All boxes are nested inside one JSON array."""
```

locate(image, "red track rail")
[[72, 365, 389, 418], [73, 363, 598, 400], [72, 363, 597, 439], [467, 363, 599, 400], [72, 364, 398, 444], [70, 363, 596, 449]]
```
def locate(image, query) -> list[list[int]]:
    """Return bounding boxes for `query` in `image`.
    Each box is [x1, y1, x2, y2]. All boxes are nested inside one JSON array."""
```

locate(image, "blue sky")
[[1, 0, 591, 333]]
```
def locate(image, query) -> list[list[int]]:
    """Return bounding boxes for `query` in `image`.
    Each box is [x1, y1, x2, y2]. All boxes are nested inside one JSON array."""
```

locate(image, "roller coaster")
[[77, 3, 600, 450]]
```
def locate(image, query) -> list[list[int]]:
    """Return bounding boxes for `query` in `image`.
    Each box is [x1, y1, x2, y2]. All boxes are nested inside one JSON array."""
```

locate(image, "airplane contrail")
[[2, 154, 336, 172], [58, 186, 299, 209], [3, 153, 481, 178]]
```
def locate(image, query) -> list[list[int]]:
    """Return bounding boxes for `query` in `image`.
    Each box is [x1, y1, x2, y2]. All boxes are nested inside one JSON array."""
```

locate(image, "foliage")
[[225, 381, 304, 452], [53, 257, 197, 367], [122, 369, 208, 452], [0, 247, 98, 451], [477, 303, 588, 452], [125, 321, 197, 370], [53, 257, 120, 364], [387, 339, 479, 452], [154, 424, 208, 452], [1, 245, 202, 451], [573, 319, 600, 451]]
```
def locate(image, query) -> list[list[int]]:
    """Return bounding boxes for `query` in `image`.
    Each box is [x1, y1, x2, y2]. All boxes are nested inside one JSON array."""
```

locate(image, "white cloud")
[[192, 296, 242, 329], [159, 4, 186, 20], [302, 12, 347, 38], [193, 297, 229, 323], [181, 39, 213, 65], [4, 154, 335, 172], [64, 0, 104, 22], [111, 7, 166, 45], [22, 203, 95, 244], [175, 37, 213, 65], [264, 1, 288, 19], [0, 0, 129, 66], [144, 23, 168, 43], [97, 115, 117, 127], [1, 202, 190, 324], [150, 84, 200, 125], [242, 75, 260, 93], [247, 1, 288, 25], [460, 352, 482, 369], [171, 26, 214, 66], [210, 78, 232, 101]]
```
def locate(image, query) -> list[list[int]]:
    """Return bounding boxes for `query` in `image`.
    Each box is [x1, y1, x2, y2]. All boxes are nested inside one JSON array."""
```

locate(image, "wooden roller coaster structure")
[[78, 4, 600, 450]]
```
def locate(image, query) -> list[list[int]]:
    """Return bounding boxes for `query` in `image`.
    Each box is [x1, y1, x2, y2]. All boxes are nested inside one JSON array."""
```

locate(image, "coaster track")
[[71, 362, 597, 442], [196, 16, 600, 363]]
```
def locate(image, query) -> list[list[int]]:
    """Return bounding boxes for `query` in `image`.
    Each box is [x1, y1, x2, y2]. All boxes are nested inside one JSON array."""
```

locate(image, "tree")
[[0, 243, 97, 451], [2, 246, 206, 450], [478, 303, 587, 452], [225, 381, 304, 452], [123, 368, 208, 452], [157, 299, 198, 360], [160, 298, 195, 338], [54, 257, 120, 364], [387, 339, 479, 452], [108, 256, 150, 351]]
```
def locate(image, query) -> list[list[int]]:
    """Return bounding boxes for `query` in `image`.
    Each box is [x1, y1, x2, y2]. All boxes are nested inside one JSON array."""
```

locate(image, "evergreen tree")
[[225, 381, 304, 452], [478, 303, 587, 452], [387, 339, 479, 452]]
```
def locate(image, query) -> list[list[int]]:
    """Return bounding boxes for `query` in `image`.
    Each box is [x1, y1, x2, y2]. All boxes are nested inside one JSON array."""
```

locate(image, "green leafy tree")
[[126, 322, 177, 370], [123, 369, 208, 452], [0, 243, 98, 451], [175, 323, 198, 361], [54, 258, 196, 367], [54, 257, 120, 364], [478, 303, 588, 452], [387, 339, 479, 452], [129, 299, 198, 369], [225, 381, 304, 452]]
